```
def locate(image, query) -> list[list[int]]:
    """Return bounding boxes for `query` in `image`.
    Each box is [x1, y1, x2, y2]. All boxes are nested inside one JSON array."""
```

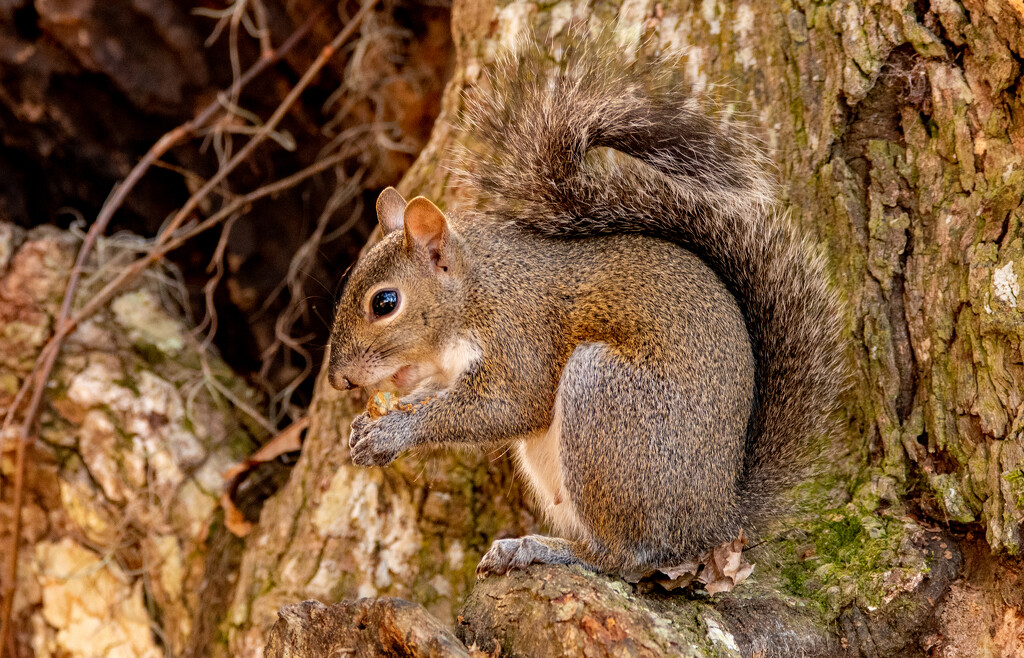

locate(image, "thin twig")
[[0, 0, 324, 447], [154, 0, 382, 251], [64, 151, 349, 340], [0, 150, 345, 448], [271, 173, 366, 421], [66, 2, 326, 349]]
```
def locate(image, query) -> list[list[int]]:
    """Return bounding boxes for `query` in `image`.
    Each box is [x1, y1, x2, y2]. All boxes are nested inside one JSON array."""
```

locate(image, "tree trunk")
[[232, 0, 1024, 655]]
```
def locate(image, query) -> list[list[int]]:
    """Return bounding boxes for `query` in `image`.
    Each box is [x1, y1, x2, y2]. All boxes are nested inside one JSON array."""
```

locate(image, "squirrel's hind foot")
[[476, 535, 591, 578]]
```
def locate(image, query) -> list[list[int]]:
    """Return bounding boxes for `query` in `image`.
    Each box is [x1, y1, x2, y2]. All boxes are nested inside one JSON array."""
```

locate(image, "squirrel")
[[327, 38, 845, 578]]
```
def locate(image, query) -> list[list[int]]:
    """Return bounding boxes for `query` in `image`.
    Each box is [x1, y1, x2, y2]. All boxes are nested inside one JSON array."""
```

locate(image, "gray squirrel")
[[327, 38, 845, 577]]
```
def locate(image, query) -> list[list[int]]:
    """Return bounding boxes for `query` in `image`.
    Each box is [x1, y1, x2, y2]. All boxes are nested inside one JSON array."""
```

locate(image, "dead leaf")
[[631, 529, 755, 594], [658, 559, 701, 581], [220, 490, 254, 537], [698, 529, 755, 594], [220, 417, 310, 537], [650, 558, 701, 591]]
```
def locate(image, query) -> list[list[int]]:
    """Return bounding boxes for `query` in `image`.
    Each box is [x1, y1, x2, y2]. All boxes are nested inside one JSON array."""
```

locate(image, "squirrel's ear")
[[376, 187, 407, 234], [403, 196, 450, 271]]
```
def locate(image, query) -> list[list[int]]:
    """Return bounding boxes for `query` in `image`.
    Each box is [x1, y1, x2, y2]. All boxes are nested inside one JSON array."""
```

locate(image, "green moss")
[[776, 510, 904, 613], [1005, 469, 1024, 509], [753, 470, 917, 620]]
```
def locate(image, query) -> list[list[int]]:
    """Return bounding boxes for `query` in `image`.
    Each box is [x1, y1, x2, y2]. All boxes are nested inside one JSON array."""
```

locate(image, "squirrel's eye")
[[371, 290, 399, 318]]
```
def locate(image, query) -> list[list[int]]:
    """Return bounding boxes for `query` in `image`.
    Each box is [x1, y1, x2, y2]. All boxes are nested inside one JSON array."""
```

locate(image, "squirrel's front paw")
[[348, 412, 411, 467]]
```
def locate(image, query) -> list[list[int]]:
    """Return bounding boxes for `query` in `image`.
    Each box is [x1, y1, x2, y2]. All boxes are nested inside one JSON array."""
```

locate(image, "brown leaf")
[[220, 417, 310, 537], [220, 490, 254, 537], [652, 558, 701, 591], [658, 559, 701, 580], [222, 417, 309, 482], [653, 572, 698, 591], [698, 529, 754, 594], [630, 530, 755, 594]]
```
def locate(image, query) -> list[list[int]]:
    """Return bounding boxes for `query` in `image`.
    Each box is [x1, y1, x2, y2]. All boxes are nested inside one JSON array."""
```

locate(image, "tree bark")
[[0, 223, 269, 658], [264, 599, 470, 658], [234, 0, 1024, 654]]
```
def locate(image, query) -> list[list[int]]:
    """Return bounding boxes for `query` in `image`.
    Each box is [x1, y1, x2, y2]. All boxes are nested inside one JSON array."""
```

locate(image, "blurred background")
[[0, 0, 453, 424]]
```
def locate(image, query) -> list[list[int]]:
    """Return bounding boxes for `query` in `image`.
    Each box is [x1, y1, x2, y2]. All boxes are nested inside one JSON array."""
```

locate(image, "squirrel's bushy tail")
[[456, 37, 846, 524]]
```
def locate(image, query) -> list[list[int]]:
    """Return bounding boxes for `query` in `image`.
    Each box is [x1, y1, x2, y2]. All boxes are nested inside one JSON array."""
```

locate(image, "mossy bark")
[[233, 0, 1023, 653]]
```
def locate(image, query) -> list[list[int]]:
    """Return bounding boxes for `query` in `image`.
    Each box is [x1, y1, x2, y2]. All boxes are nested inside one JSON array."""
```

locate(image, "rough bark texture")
[[226, 380, 538, 654], [1, 223, 266, 657], [264, 598, 470, 658], [1, 2, 451, 655], [457, 565, 837, 657], [237, 0, 1024, 654], [256, 527, 968, 657]]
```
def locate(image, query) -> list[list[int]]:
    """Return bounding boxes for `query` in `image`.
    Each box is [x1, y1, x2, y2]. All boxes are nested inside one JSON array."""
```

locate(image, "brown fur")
[[328, 38, 845, 576]]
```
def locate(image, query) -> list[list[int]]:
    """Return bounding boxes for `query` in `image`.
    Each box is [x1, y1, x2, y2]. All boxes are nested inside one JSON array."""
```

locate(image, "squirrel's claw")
[[348, 413, 370, 448], [476, 538, 528, 578], [476, 535, 581, 578], [348, 412, 409, 467]]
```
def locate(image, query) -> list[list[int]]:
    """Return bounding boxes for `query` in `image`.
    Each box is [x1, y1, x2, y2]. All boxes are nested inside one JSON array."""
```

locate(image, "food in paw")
[[366, 391, 402, 419], [366, 390, 438, 418]]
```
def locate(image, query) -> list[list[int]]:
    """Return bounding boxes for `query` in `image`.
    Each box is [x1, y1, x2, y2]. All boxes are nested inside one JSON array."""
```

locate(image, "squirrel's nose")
[[329, 371, 358, 391]]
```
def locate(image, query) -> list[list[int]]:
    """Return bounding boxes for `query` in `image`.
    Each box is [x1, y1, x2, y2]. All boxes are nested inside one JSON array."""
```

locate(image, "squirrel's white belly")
[[514, 400, 589, 540]]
